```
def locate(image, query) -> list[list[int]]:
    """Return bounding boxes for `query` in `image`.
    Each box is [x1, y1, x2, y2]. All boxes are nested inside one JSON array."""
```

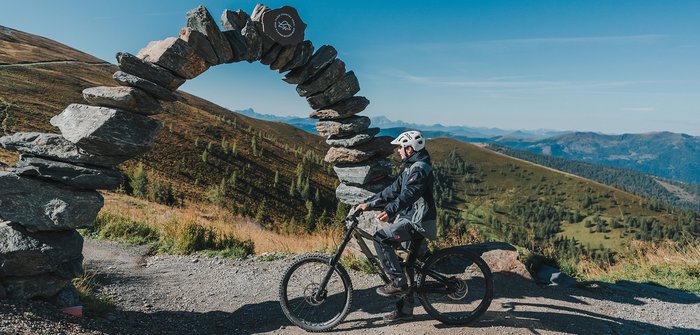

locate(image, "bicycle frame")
[[313, 211, 455, 301]]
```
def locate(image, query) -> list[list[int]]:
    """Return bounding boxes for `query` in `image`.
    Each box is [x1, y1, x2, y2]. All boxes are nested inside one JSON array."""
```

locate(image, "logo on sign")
[[274, 13, 295, 38]]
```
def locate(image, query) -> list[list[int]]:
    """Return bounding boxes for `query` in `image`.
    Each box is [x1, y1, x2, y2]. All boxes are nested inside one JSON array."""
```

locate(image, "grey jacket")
[[366, 149, 437, 239]]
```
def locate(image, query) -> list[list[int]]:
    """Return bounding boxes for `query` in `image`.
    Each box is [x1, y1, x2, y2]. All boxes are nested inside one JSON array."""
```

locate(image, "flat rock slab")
[[220, 9, 250, 62], [326, 127, 379, 147], [315, 116, 370, 137], [179, 27, 218, 65], [116, 52, 185, 91], [241, 19, 263, 62], [335, 183, 377, 205], [137, 37, 209, 79], [307, 71, 360, 110], [333, 159, 393, 186], [0, 171, 103, 232], [324, 146, 372, 164], [260, 43, 283, 65], [250, 4, 276, 56], [187, 5, 233, 64], [296, 58, 345, 97], [0, 222, 83, 277], [50, 104, 163, 158], [325, 136, 394, 164], [11, 156, 123, 190], [284, 44, 337, 84], [270, 43, 298, 71], [83, 86, 161, 115], [310, 96, 370, 120], [221, 9, 249, 31], [113, 71, 177, 102], [280, 40, 313, 72], [0, 132, 128, 167]]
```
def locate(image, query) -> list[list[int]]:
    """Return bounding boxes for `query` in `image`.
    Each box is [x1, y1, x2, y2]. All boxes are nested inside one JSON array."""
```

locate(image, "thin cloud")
[[382, 69, 652, 92], [404, 34, 669, 52]]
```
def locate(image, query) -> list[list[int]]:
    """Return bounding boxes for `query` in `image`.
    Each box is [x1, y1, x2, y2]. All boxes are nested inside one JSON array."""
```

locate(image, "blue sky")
[[2, 1, 699, 135]]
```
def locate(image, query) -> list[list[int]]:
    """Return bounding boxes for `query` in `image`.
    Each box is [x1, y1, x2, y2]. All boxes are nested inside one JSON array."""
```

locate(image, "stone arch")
[[0, 4, 392, 303]]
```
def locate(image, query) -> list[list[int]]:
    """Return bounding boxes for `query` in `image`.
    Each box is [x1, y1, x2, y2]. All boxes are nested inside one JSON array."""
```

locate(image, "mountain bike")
[[278, 208, 494, 332]]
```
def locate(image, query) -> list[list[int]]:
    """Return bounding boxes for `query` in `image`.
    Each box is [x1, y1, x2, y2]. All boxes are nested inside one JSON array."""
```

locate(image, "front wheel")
[[417, 248, 493, 325], [279, 253, 353, 332]]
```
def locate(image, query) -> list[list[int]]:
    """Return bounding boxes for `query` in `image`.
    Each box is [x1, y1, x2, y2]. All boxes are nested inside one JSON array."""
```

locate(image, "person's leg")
[[373, 219, 415, 297]]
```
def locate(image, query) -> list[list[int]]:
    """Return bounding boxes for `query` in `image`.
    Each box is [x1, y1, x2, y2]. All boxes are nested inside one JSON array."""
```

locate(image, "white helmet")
[[391, 130, 425, 151]]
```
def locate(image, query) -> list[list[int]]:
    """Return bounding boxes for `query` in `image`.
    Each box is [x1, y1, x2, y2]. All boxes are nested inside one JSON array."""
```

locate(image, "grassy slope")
[[0, 27, 338, 227], [428, 138, 689, 252], [0, 25, 105, 64]]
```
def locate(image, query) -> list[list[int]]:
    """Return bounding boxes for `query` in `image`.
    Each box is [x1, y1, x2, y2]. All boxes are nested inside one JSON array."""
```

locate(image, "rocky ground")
[[1, 238, 699, 335]]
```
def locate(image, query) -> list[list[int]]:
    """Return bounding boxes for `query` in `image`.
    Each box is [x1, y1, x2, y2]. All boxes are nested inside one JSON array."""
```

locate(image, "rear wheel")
[[279, 253, 353, 332], [417, 248, 493, 325]]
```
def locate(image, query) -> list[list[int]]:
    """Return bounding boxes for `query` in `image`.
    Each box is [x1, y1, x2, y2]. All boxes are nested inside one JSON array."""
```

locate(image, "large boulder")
[[326, 127, 379, 147], [0, 223, 83, 277], [112, 71, 177, 102], [116, 52, 185, 91], [82, 86, 161, 115], [11, 156, 123, 190], [480, 249, 533, 281], [179, 27, 218, 65], [334, 159, 393, 186], [310, 96, 370, 120], [315, 116, 370, 137], [307, 71, 360, 110], [0, 172, 103, 232], [50, 104, 163, 158], [296, 58, 345, 97], [284, 45, 337, 84], [0, 132, 128, 167], [137, 37, 209, 79], [186, 5, 234, 64]]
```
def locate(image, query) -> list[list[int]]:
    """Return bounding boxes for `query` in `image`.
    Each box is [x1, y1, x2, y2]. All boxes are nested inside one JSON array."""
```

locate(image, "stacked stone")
[[0, 3, 387, 303]]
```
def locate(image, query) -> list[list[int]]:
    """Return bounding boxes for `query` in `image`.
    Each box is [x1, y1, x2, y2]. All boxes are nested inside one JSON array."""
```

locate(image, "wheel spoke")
[[417, 250, 493, 325], [279, 254, 352, 331]]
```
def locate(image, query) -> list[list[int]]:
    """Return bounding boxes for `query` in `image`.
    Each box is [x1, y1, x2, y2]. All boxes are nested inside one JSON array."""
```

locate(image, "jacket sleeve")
[[383, 165, 429, 218], [366, 175, 402, 208]]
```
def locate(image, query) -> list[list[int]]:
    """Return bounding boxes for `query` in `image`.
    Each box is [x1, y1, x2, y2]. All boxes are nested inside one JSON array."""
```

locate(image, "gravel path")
[[1, 239, 699, 335]]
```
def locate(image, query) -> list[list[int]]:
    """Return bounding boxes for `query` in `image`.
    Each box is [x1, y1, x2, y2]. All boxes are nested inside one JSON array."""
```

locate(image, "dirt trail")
[[2, 239, 699, 335]]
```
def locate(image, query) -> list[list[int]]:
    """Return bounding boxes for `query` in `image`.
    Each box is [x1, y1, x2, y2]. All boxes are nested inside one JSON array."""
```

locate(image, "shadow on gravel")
[[17, 271, 697, 334]]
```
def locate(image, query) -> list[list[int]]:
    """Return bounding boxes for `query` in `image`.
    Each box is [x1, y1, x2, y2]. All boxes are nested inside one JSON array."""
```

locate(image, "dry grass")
[[101, 192, 343, 255], [574, 239, 700, 293]]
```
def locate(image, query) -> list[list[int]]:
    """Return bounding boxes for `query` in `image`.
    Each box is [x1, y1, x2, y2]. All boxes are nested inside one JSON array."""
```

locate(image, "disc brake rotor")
[[303, 282, 326, 306], [447, 279, 468, 300]]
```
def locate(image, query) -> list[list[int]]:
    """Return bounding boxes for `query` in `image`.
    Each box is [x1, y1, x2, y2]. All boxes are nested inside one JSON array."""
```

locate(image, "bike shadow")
[[22, 269, 699, 334], [327, 272, 700, 334]]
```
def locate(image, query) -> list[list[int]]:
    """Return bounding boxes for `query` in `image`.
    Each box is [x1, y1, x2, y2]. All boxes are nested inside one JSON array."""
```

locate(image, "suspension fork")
[[313, 220, 357, 301]]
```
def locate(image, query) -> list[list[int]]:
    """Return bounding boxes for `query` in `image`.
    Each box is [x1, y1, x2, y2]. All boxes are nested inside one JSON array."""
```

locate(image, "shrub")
[[86, 212, 159, 245]]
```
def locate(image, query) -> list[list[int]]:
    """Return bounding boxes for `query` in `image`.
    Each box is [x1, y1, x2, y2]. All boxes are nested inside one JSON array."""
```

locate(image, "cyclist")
[[354, 130, 437, 323]]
